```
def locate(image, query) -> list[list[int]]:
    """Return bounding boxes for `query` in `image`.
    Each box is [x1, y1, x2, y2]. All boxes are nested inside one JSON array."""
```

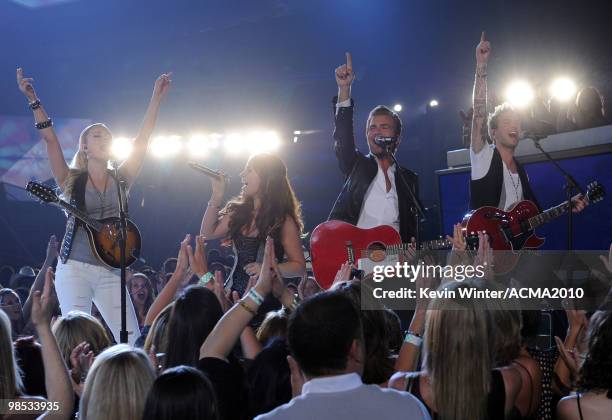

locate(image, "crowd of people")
[[1, 32, 611, 420]]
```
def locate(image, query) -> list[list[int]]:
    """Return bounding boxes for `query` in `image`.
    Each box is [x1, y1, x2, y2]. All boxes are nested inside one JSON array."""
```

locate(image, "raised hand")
[[335, 52, 355, 88], [176, 234, 191, 274], [153, 72, 172, 99], [254, 237, 283, 298], [476, 31, 491, 65], [332, 261, 352, 288], [16, 68, 38, 101], [45, 234, 59, 264], [31, 267, 55, 327], [187, 235, 209, 277]]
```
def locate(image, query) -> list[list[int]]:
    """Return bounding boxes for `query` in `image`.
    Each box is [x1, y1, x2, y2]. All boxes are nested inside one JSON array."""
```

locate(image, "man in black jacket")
[[328, 52, 419, 244]]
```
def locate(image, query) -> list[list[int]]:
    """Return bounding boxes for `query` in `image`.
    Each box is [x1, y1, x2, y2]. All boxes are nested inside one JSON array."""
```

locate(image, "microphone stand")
[[528, 134, 584, 251], [383, 143, 426, 250], [110, 161, 129, 344]]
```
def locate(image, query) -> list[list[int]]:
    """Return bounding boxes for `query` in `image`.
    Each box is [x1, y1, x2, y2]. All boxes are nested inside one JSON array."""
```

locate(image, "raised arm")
[[200, 173, 231, 240], [471, 32, 491, 154], [200, 237, 284, 361], [333, 52, 359, 176], [23, 235, 58, 325], [144, 235, 190, 326], [32, 268, 74, 420], [277, 217, 306, 278], [120, 73, 171, 185], [17, 68, 70, 188]]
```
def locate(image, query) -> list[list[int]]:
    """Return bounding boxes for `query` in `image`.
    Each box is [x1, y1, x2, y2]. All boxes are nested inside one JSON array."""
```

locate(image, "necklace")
[[505, 164, 521, 204], [88, 172, 109, 218]]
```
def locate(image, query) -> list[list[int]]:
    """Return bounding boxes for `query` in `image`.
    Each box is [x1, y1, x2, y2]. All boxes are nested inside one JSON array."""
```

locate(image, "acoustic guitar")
[[26, 181, 142, 269]]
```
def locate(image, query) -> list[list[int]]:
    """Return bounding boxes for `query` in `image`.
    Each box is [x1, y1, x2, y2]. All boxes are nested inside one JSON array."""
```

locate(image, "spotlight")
[[429, 99, 439, 108], [247, 131, 280, 154], [550, 77, 577, 102], [224, 133, 244, 154], [393, 104, 402, 112], [111, 136, 133, 160], [151, 135, 182, 158], [293, 130, 302, 135], [505, 80, 534, 108], [208, 133, 222, 149], [187, 134, 209, 157], [293, 136, 299, 143]]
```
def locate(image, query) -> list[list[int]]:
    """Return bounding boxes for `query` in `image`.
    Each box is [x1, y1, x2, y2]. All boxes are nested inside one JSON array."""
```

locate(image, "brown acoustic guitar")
[[26, 181, 142, 269]]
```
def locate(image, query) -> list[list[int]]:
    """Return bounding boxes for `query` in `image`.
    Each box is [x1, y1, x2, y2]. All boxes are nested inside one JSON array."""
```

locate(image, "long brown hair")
[[62, 123, 111, 199], [220, 153, 303, 243]]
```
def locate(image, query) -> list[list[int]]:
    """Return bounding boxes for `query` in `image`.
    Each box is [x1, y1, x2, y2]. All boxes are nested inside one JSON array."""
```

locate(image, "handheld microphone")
[[373, 135, 398, 147], [519, 131, 548, 141], [188, 162, 229, 182]]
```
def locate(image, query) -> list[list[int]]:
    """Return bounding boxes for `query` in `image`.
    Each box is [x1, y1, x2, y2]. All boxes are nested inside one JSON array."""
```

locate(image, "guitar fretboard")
[[56, 200, 104, 231], [528, 201, 569, 230]]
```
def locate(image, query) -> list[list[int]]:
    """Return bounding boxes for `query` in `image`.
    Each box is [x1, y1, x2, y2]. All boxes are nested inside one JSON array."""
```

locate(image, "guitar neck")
[[55, 200, 103, 231], [528, 200, 570, 229]]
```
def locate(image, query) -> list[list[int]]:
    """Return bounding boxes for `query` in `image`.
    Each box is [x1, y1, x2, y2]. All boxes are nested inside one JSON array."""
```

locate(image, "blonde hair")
[[52, 310, 112, 368], [423, 279, 497, 420], [256, 309, 288, 344], [143, 303, 173, 356], [0, 310, 23, 399], [79, 344, 155, 420], [62, 123, 110, 198]]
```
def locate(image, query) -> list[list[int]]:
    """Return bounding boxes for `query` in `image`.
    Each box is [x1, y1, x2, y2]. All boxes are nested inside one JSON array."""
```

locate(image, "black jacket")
[[327, 98, 419, 243]]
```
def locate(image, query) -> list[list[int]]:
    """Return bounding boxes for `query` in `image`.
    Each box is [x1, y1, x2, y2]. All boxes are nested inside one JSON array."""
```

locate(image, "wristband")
[[35, 118, 53, 130], [238, 299, 257, 316], [248, 288, 264, 306], [29, 99, 41, 110], [404, 332, 423, 347], [198, 272, 213, 287]]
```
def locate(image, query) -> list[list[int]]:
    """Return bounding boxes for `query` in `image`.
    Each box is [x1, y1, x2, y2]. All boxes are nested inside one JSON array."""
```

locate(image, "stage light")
[[293, 130, 302, 135], [505, 80, 534, 108], [187, 134, 209, 157], [393, 104, 402, 112], [151, 135, 182, 158], [224, 133, 244, 154], [246, 131, 280, 154], [262, 131, 280, 151], [111, 136, 133, 160], [293, 136, 299, 143], [208, 133, 222, 149], [429, 99, 439, 108], [550, 77, 577, 102]]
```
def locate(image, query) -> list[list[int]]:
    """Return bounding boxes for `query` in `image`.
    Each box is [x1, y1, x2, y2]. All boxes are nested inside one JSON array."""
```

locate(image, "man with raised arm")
[[328, 52, 419, 244], [469, 32, 587, 213]]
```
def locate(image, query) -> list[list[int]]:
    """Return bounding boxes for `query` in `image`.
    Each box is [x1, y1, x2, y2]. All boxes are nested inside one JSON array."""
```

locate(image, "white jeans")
[[55, 259, 139, 345]]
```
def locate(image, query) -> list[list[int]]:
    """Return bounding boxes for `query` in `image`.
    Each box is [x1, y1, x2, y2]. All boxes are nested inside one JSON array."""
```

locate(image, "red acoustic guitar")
[[310, 220, 451, 289], [462, 181, 605, 273]]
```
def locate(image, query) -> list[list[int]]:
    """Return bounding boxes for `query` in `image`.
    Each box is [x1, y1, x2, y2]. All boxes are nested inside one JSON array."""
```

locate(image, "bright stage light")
[[293, 130, 302, 135], [505, 80, 534, 108], [393, 104, 402, 112], [111, 136, 133, 160], [151, 135, 182, 158], [187, 134, 209, 157], [429, 99, 439, 108], [224, 133, 244, 154], [550, 77, 577, 102], [293, 136, 299, 143], [208, 133, 222, 149], [246, 131, 280, 154]]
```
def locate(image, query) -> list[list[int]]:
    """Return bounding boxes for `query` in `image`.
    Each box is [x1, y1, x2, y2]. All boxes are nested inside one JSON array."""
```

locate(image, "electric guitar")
[[26, 181, 142, 269], [462, 181, 605, 273], [310, 220, 452, 289]]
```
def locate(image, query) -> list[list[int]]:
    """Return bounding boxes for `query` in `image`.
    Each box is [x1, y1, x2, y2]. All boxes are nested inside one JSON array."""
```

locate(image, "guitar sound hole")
[[367, 242, 387, 262]]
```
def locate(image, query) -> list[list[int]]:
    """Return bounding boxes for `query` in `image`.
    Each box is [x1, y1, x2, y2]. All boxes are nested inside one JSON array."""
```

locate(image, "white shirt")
[[255, 373, 431, 420], [470, 143, 523, 210]]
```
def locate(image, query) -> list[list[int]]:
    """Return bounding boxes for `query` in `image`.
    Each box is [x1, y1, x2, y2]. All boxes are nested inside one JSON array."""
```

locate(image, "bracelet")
[[404, 332, 423, 347], [288, 295, 300, 312], [29, 99, 41, 110], [238, 299, 257, 316], [35, 118, 53, 130], [248, 288, 264, 306], [198, 272, 213, 287]]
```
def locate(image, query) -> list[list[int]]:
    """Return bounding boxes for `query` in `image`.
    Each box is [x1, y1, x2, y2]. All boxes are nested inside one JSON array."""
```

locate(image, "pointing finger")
[[345, 52, 352, 72], [481, 31, 486, 42]]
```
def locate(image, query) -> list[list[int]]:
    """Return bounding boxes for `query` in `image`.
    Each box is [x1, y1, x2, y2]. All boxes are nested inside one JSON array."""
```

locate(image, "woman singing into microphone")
[[17, 68, 171, 344], [200, 153, 305, 301]]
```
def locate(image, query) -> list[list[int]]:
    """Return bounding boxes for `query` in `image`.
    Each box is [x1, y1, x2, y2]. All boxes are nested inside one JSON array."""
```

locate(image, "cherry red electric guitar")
[[462, 181, 605, 273]]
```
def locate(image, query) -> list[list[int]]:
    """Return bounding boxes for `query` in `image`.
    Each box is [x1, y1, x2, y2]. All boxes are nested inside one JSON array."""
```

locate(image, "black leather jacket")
[[327, 98, 419, 243]]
